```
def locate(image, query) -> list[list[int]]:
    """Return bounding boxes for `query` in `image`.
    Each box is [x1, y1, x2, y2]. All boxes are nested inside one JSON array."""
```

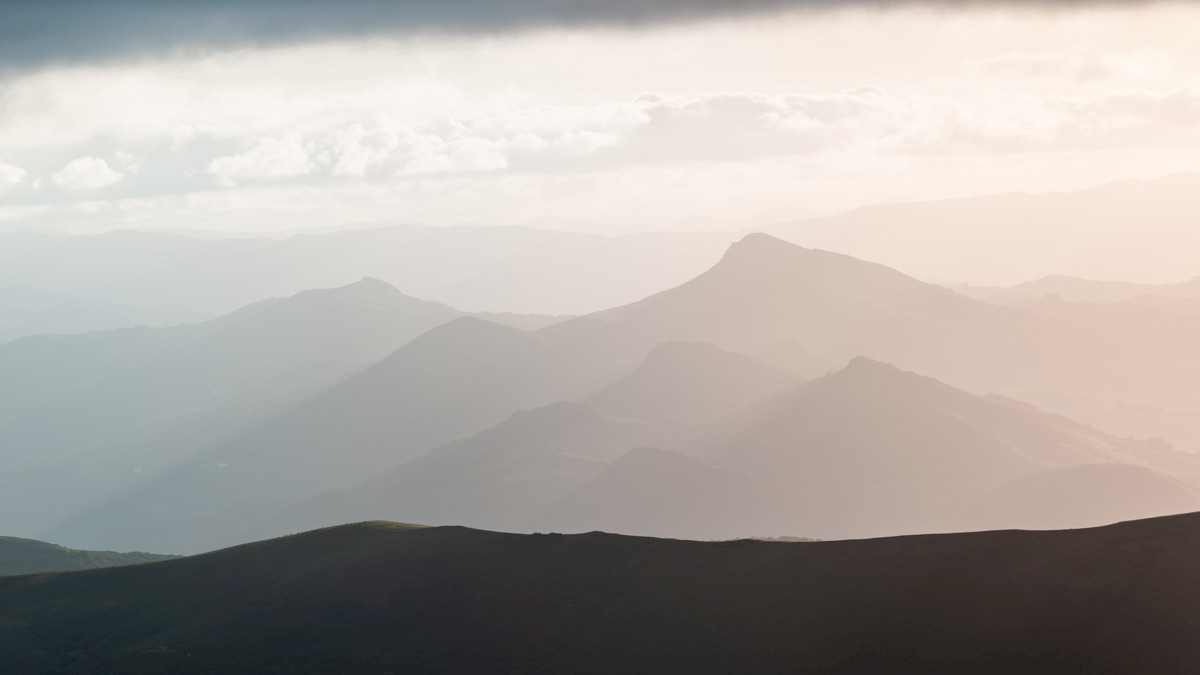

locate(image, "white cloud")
[[0, 159, 26, 193], [206, 136, 316, 185], [339, 86, 1200, 175], [331, 124, 400, 176], [51, 157, 124, 192], [114, 151, 141, 175]]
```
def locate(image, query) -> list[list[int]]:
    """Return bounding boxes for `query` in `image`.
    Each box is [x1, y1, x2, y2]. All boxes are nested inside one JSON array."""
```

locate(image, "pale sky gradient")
[[2, 3, 1200, 234]]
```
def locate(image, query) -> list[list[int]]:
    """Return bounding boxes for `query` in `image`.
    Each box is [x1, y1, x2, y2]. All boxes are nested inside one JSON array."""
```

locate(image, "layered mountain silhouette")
[[0, 279, 553, 538], [27, 234, 1200, 552], [0, 225, 733, 316], [245, 342, 798, 545], [531, 358, 1195, 541], [176, 355, 1199, 551], [10, 516, 1200, 673], [0, 536, 173, 576]]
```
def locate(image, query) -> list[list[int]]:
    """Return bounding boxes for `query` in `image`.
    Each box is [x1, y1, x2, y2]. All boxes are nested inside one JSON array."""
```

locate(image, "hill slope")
[[0, 537, 174, 576], [7, 517, 1200, 673]]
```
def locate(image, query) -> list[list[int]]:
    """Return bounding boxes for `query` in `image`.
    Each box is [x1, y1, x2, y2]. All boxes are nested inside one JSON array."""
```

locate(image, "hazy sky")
[[2, 0, 1199, 234]]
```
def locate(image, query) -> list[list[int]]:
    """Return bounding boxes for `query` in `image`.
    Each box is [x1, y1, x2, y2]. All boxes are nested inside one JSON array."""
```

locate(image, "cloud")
[[331, 125, 401, 177], [0, 159, 26, 193], [207, 136, 317, 185], [964, 50, 1173, 84], [319, 86, 1200, 177], [51, 157, 124, 192], [175, 84, 1200, 188], [0, 1, 1166, 72]]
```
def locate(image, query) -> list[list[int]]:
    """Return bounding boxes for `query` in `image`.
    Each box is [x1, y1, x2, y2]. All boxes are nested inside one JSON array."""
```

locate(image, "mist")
[[4, 1, 1200, 672]]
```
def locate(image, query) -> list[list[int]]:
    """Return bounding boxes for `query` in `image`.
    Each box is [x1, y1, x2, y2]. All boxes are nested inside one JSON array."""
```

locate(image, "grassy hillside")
[[0, 537, 174, 576], [5, 517, 1200, 673]]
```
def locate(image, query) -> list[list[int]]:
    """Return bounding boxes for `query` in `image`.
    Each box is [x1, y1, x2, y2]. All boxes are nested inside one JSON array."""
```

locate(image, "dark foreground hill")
[[0, 537, 173, 576], [6, 518, 1200, 674]]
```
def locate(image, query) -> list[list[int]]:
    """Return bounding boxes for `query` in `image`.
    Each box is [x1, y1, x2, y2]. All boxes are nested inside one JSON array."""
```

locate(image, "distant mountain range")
[[956, 274, 1200, 305], [14, 233, 1200, 554], [768, 172, 1200, 286], [7, 516, 1200, 673], [0, 536, 173, 576], [0, 225, 734, 316], [257, 355, 1196, 545], [0, 278, 557, 538], [0, 286, 202, 347]]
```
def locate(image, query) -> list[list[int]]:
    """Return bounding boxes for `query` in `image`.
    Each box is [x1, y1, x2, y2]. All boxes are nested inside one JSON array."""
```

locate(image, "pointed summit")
[[569, 231, 974, 367]]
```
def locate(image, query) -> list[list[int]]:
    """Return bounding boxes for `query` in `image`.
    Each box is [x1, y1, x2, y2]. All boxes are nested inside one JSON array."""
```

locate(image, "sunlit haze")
[[7, 3, 1200, 672]]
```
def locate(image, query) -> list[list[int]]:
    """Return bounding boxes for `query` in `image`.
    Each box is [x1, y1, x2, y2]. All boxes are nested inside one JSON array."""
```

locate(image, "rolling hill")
[[7, 517, 1200, 673]]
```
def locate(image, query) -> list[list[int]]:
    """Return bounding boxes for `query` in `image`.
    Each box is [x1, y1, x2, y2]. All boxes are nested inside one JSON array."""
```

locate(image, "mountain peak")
[[827, 356, 931, 389], [842, 355, 902, 374], [721, 233, 808, 261], [710, 233, 903, 288]]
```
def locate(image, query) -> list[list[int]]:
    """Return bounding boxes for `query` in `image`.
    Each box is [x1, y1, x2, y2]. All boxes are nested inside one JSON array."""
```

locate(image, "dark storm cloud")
[[0, 0, 1163, 70]]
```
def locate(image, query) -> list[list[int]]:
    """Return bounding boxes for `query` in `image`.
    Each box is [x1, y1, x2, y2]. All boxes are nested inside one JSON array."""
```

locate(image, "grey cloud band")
[[0, 0, 1165, 71]]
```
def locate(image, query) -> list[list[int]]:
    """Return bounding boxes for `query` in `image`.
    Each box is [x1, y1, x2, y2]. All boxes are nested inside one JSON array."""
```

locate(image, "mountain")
[[956, 274, 1200, 305], [695, 357, 1197, 538], [9, 517, 1200, 672], [533, 358, 1199, 541], [766, 172, 1200, 286], [47, 318, 599, 553], [50, 235, 1200, 552], [0, 285, 202, 347], [240, 342, 796, 546], [529, 446, 803, 540], [580, 341, 800, 422], [261, 357, 1198, 547], [0, 225, 734, 316], [254, 403, 624, 538], [0, 279, 550, 539], [0, 537, 174, 576], [951, 463, 1200, 532]]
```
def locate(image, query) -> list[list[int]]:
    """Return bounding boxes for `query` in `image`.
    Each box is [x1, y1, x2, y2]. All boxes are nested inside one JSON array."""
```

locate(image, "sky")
[[1, 0, 1200, 234]]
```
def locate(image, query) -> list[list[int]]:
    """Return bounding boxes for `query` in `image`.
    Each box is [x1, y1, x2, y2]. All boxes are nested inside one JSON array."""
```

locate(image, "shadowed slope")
[[9, 517, 1200, 673]]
